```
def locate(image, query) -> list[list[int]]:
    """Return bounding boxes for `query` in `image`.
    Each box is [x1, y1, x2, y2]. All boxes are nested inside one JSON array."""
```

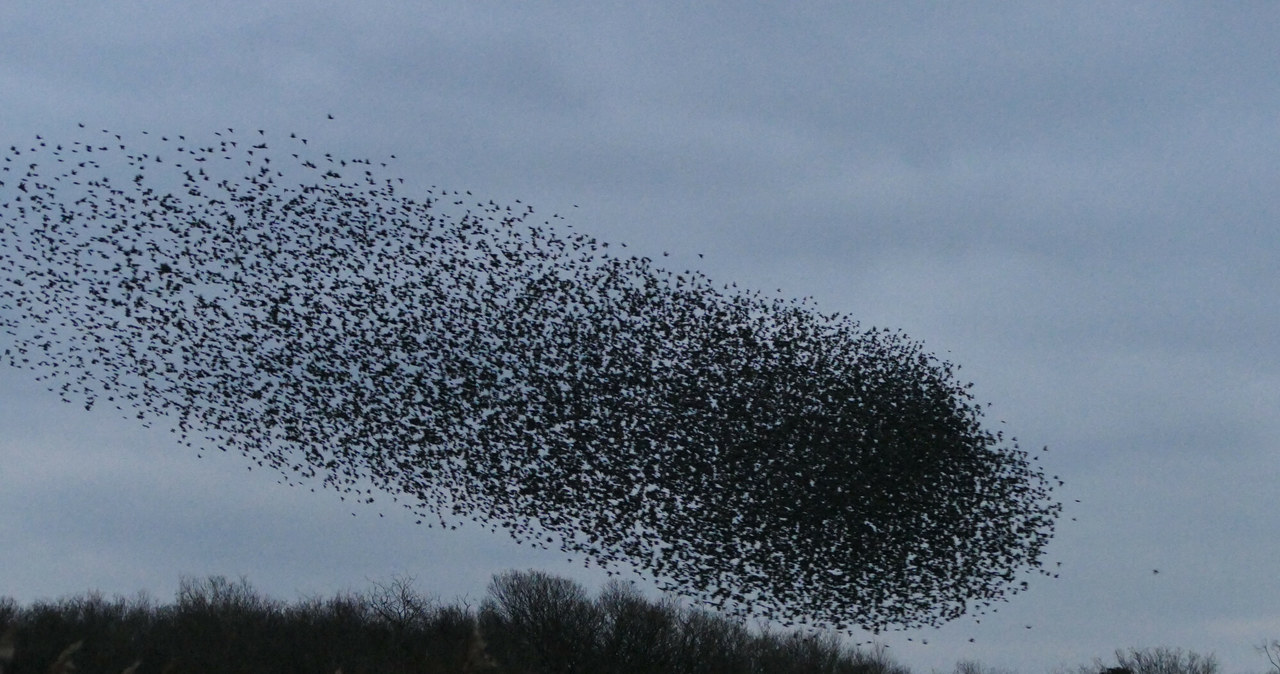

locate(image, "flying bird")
[[0, 125, 1062, 634]]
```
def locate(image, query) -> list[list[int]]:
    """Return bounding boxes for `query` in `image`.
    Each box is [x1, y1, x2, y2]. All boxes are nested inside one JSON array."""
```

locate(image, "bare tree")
[[1097, 648, 1217, 674], [480, 570, 603, 674], [1258, 640, 1280, 674]]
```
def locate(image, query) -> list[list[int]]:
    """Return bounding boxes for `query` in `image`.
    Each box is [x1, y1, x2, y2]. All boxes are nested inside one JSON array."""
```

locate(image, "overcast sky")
[[2, 3, 1278, 673]]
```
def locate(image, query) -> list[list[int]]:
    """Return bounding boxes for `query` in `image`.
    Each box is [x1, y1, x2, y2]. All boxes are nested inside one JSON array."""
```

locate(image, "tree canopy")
[[0, 126, 1061, 632]]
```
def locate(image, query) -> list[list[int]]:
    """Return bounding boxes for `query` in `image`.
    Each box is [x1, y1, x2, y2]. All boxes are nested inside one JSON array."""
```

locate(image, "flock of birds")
[[0, 125, 1061, 633]]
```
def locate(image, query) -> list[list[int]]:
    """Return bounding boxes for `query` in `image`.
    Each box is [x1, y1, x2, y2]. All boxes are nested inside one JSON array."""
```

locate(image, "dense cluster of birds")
[[0, 125, 1060, 632]]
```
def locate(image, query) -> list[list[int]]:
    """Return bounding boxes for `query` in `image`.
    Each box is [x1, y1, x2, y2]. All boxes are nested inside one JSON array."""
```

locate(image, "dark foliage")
[[481, 571, 603, 674], [0, 571, 910, 674], [0, 126, 1060, 631]]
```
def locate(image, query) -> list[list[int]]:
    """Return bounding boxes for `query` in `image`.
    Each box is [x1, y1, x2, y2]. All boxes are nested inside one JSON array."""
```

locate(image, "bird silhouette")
[[0, 125, 1062, 634]]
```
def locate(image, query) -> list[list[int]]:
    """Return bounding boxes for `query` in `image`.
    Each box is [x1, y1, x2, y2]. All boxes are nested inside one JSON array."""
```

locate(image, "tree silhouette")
[[0, 126, 1061, 632]]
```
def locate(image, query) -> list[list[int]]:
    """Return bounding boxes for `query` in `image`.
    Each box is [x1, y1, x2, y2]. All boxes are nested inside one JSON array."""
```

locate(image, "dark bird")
[[0, 125, 1062, 635]]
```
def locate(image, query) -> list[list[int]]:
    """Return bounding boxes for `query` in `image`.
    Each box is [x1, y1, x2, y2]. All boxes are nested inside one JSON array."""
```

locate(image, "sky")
[[1, 3, 1277, 673]]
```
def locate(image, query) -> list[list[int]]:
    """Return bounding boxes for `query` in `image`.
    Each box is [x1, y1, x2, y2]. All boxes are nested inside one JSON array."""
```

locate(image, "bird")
[[0, 124, 1063, 636]]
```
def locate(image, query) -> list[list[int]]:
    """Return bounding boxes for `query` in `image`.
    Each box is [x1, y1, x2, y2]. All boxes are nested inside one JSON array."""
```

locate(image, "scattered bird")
[[0, 125, 1062, 634]]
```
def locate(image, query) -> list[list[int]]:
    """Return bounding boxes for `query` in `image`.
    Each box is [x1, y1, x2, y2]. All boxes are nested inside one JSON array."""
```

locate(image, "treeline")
[[0, 570, 908, 674], [0, 570, 1240, 674]]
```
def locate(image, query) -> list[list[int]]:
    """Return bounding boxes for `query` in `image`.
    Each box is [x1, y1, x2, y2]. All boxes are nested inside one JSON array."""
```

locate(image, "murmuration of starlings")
[[0, 125, 1061, 633]]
